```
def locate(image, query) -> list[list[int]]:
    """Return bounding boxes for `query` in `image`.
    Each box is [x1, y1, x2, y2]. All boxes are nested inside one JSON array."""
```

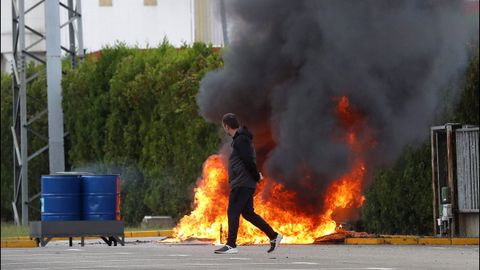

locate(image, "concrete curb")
[[1, 240, 37, 248], [2, 233, 477, 248], [1, 230, 174, 248], [126, 230, 173, 238], [345, 237, 479, 245]]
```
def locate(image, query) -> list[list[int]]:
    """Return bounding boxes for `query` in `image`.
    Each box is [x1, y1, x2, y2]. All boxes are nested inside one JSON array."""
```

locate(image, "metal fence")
[[455, 127, 479, 213]]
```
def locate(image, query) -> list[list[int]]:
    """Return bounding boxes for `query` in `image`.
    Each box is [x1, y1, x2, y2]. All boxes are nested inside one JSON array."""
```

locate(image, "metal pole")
[[12, 0, 21, 226], [45, 0, 65, 174], [67, 0, 76, 68], [446, 124, 462, 237], [219, 0, 229, 46], [76, 0, 84, 59], [18, 0, 29, 226], [431, 129, 439, 236]]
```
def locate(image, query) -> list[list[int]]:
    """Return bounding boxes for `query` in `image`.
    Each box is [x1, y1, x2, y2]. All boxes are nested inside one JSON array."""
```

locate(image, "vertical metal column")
[[446, 124, 458, 236], [12, 0, 21, 227], [75, 0, 84, 60], [219, 0, 228, 46], [11, 0, 84, 225], [67, 0, 76, 68], [431, 128, 439, 236], [18, 0, 29, 226], [45, 0, 65, 174]]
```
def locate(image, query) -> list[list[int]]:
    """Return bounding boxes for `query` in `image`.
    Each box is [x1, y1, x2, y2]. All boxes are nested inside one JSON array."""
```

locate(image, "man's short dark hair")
[[222, 113, 239, 129]]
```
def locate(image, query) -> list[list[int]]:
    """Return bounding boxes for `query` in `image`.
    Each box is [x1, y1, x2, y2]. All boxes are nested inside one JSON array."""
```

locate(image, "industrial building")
[[1, 0, 227, 73]]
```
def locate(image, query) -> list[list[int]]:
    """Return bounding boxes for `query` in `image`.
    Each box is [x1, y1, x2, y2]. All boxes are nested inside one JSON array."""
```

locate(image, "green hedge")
[[1, 42, 222, 224], [1, 73, 13, 221], [62, 42, 222, 224], [359, 144, 433, 235]]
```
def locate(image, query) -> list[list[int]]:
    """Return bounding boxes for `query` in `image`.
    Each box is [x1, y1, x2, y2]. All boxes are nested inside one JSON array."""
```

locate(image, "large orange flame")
[[174, 96, 372, 244]]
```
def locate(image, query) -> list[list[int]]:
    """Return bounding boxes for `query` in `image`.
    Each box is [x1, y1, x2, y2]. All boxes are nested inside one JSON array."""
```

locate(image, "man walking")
[[214, 113, 283, 254]]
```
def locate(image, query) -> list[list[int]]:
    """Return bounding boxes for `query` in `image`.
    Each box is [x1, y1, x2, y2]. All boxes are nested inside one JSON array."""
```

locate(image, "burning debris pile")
[[174, 0, 470, 244], [314, 229, 372, 244], [174, 96, 371, 244]]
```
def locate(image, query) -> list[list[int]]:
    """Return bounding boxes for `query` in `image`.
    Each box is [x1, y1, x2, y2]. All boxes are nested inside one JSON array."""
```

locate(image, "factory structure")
[[432, 124, 479, 237], [1, 0, 227, 72]]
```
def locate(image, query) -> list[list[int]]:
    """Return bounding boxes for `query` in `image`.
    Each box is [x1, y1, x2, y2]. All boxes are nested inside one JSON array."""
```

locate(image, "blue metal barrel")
[[82, 175, 121, 220], [41, 175, 82, 221]]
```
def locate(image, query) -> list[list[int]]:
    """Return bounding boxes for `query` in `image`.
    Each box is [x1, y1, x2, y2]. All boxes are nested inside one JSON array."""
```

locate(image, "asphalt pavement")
[[1, 237, 478, 270]]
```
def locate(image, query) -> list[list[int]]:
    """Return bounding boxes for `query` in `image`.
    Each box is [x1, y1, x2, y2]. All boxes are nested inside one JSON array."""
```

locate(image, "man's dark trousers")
[[226, 187, 277, 247]]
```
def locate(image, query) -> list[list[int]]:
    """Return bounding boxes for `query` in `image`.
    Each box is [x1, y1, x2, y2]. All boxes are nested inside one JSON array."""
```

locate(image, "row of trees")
[[1, 42, 223, 224], [1, 42, 478, 234]]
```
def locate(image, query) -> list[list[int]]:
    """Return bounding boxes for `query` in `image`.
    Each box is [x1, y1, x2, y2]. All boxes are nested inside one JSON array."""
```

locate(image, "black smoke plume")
[[197, 0, 469, 214]]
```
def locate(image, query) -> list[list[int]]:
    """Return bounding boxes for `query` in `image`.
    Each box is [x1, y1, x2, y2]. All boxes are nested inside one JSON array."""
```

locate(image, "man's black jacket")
[[228, 127, 260, 190]]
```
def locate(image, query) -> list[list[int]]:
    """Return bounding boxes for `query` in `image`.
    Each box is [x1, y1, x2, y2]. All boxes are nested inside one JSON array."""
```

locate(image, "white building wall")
[[81, 0, 194, 51], [1, 0, 227, 73]]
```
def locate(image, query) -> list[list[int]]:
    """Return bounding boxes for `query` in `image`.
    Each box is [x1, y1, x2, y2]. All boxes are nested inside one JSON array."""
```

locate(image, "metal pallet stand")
[[30, 220, 125, 247]]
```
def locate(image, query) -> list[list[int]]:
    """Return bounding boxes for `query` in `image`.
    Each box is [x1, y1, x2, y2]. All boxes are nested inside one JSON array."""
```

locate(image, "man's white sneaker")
[[267, 233, 283, 253], [214, 245, 238, 254]]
